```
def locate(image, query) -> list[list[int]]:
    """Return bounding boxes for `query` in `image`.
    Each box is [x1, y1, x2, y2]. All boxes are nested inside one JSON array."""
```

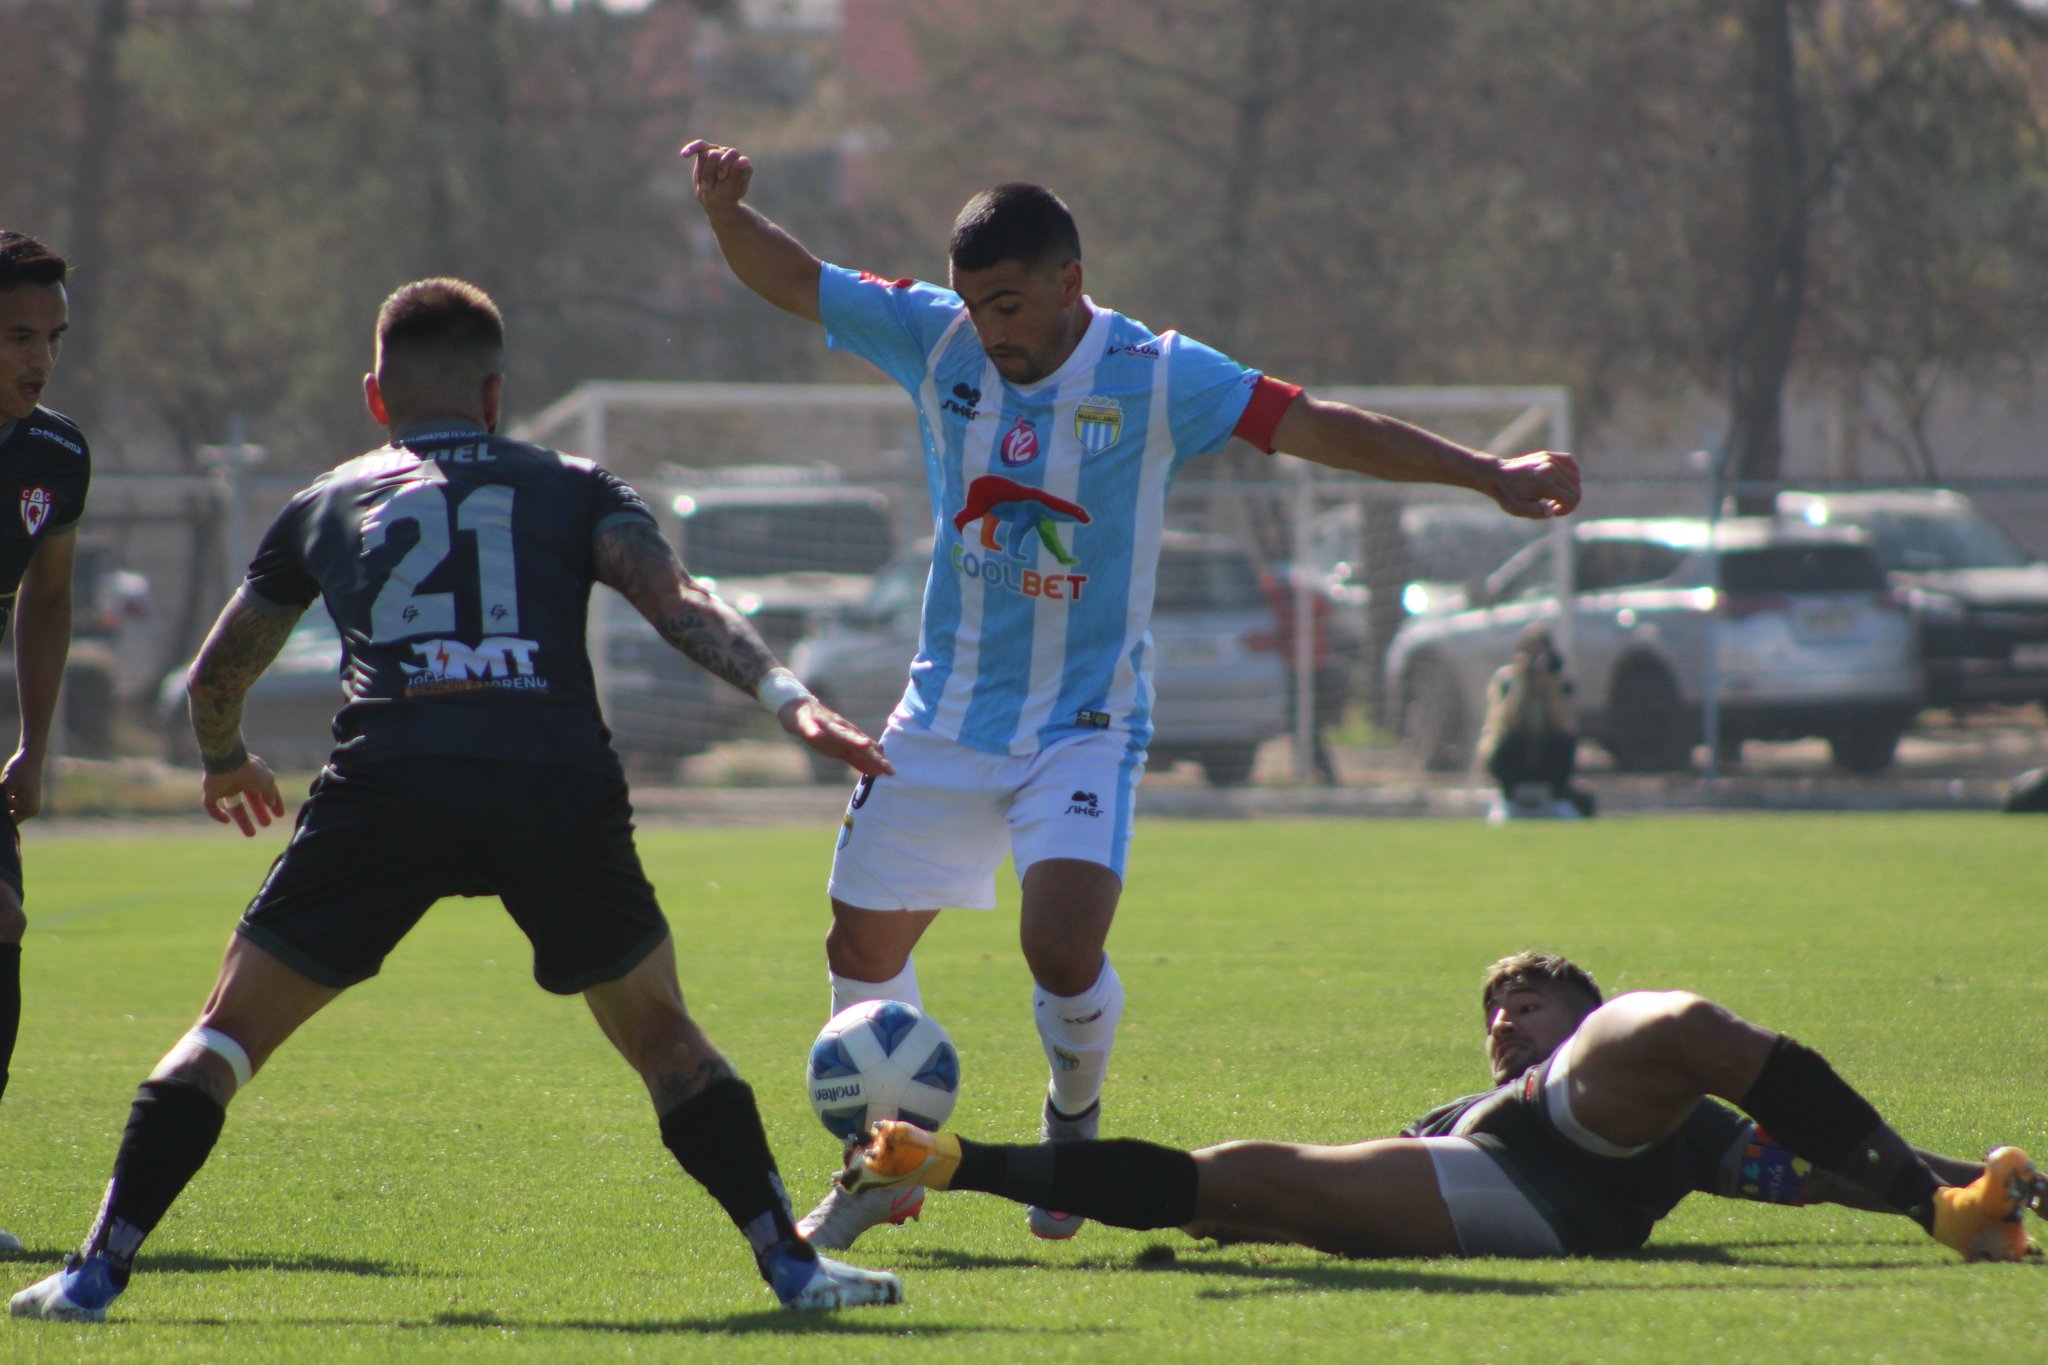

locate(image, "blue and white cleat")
[[0, 1228, 20, 1253], [9, 1253, 125, 1322], [764, 1247, 904, 1311]]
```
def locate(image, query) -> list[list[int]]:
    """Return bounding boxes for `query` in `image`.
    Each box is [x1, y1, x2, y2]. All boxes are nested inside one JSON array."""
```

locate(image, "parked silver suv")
[[1385, 517, 1922, 773], [600, 466, 898, 771]]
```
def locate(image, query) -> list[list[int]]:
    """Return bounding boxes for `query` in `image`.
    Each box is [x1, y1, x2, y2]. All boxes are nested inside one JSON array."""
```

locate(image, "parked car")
[[790, 531, 1289, 787], [1776, 488, 2048, 713], [1305, 500, 1547, 620], [157, 610, 348, 771], [1385, 516, 1922, 774], [0, 541, 154, 758]]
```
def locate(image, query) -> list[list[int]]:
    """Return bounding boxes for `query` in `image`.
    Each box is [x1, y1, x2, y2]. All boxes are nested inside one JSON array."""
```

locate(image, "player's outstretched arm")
[[1269, 393, 1581, 521], [680, 139, 824, 323], [595, 519, 891, 777], [187, 586, 298, 834], [3, 528, 77, 822]]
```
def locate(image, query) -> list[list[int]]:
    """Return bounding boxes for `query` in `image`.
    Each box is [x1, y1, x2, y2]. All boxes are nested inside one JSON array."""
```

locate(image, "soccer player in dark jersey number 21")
[[11, 279, 908, 1322], [680, 138, 1582, 1251], [0, 232, 92, 1257]]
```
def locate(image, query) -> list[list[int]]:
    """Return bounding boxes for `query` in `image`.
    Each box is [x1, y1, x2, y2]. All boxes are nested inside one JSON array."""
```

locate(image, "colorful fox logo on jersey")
[[950, 475, 1093, 602], [953, 475, 1091, 566]]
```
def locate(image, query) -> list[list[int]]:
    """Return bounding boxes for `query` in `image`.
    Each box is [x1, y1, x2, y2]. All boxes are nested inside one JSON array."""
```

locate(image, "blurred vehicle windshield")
[[1851, 510, 2032, 573], [680, 503, 896, 577], [1154, 543, 1270, 611]]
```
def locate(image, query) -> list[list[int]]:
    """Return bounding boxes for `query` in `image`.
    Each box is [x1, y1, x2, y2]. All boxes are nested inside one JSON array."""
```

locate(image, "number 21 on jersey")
[[363, 477, 520, 642]]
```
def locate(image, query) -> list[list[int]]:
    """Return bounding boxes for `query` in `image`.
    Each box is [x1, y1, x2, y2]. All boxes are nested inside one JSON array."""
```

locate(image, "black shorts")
[[237, 757, 669, 995], [0, 810, 19, 903]]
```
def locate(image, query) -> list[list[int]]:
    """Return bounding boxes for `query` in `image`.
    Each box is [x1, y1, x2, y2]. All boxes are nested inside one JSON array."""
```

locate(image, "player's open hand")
[[202, 757, 285, 837], [780, 697, 895, 779], [1493, 451, 1582, 520], [680, 140, 753, 213]]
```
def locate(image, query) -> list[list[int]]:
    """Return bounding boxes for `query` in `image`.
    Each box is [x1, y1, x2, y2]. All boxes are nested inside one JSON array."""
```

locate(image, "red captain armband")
[[856, 270, 917, 289], [1232, 376, 1305, 454]]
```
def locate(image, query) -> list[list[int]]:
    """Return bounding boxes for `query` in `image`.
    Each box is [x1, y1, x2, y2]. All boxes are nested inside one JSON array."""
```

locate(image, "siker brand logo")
[[1109, 341, 1160, 360], [943, 381, 983, 421], [950, 475, 1092, 602], [1064, 789, 1103, 818]]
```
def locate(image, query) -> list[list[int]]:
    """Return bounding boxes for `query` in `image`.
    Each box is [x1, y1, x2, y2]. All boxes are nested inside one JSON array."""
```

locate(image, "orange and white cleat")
[[837, 1120, 961, 1196], [1933, 1146, 2043, 1263]]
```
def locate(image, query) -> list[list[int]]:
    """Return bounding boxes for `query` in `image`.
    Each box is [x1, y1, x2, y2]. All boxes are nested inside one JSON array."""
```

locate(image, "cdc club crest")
[[1074, 396, 1122, 454], [18, 486, 53, 537]]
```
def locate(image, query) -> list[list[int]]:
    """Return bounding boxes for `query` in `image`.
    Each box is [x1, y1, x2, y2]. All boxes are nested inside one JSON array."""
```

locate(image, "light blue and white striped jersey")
[[821, 264, 1284, 756]]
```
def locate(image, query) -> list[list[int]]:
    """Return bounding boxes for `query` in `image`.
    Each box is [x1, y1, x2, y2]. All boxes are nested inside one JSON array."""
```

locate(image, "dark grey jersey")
[[245, 426, 654, 774], [1404, 1057, 1751, 1253]]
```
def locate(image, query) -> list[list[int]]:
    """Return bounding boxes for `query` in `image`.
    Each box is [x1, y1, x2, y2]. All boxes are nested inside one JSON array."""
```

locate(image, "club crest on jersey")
[[999, 416, 1040, 467], [18, 486, 53, 537], [1074, 396, 1122, 454]]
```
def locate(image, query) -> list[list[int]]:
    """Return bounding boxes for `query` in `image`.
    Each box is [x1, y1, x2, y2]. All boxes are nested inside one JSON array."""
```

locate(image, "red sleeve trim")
[[1232, 376, 1305, 454]]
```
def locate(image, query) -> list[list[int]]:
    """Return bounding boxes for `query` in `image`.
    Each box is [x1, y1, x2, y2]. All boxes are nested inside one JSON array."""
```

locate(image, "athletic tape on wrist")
[[755, 667, 814, 715]]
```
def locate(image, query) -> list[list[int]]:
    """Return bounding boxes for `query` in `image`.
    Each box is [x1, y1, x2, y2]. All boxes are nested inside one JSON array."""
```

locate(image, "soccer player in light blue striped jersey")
[[682, 139, 1582, 1250]]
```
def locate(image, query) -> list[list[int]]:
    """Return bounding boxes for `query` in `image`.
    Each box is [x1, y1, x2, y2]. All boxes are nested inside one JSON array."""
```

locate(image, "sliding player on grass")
[[838, 951, 2042, 1262]]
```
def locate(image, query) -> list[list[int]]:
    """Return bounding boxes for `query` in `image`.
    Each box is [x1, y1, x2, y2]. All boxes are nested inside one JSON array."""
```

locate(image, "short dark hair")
[[0, 232, 69, 291], [376, 277, 504, 361], [373, 278, 504, 411], [1480, 950, 1602, 1024], [948, 183, 1081, 274]]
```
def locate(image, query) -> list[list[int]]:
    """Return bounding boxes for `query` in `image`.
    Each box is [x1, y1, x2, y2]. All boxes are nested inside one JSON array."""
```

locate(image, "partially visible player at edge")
[[0, 232, 91, 1256], [10, 278, 904, 1322], [680, 138, 1582, 1250], [839, 951, 2044, 1264]]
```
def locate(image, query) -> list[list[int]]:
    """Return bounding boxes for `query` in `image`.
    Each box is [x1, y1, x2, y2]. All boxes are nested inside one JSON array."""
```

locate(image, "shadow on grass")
[[894, 1244, 1555, 1297], [118, 1308, 1074, 1339], [0, 1248, 411, 1279]]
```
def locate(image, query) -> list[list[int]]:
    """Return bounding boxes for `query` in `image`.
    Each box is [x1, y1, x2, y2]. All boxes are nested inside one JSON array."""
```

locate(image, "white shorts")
[[1420, 1137, 1567, 1258], [827, 718, 1146, 911]]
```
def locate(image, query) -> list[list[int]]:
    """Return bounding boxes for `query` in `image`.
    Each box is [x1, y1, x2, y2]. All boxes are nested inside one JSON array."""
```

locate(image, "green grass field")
[[3, 813, 2044, 1362]]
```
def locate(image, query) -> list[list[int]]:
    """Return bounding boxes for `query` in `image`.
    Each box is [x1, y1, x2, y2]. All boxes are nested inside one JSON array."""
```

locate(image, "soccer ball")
[[805, 999, 960, 1143]]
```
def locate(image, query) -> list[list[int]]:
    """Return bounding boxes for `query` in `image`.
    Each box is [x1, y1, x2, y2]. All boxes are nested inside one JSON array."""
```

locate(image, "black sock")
[[1741, 1035, 1943, 1230], [658, 1077, 813, 1280], [0, 942, 19, 1105], [952, 1137, 1199, 1230], [82, 1079, 228, 1281]]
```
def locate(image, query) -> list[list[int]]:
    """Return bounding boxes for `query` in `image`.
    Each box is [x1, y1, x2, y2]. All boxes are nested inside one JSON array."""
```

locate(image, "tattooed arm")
[[187, 586, 300, 835], [594, 518, 892, 777], [594, 518, 781, 694]]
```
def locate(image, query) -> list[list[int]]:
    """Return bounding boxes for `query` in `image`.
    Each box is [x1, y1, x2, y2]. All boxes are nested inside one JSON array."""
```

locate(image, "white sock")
[[1033, 957, 1124, 1117], [829, 957, 922, 1018]]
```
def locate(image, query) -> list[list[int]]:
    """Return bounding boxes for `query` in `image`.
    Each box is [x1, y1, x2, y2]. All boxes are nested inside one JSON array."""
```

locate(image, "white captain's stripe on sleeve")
[[1011, 371, 1093, 745], [1101, 335, 1177, 730], [928, 350, 1006, 743]]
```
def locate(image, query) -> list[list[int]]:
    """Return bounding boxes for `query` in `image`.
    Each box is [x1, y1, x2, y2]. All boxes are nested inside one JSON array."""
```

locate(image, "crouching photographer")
[[1478, 624, 1593, 819]]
